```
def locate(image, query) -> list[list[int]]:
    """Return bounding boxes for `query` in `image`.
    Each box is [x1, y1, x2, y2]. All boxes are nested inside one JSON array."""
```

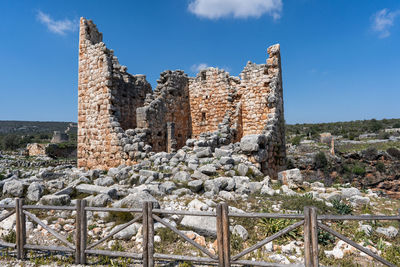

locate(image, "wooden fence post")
[[216, 204, 224, 267], [221, 203, 230, 267], [310, 207, 319, 267], [143, 202, 149, 267], [75, 200, 81, 264], [398, 208, 400, 230], [15, 198, 20, 259], [303, 206, 312, 267], [147, 202, 154, 267], [80, 199, 87, 264], [15, 198, 26, 260]]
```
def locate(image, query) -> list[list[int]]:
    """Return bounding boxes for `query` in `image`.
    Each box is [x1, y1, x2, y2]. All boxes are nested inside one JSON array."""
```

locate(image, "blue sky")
[[0, 0, 399, 124]]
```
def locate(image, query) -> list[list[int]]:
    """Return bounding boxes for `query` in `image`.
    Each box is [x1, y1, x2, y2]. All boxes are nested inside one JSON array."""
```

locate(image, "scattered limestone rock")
[[341, 187, 361, 199], [376, 226, 398, 238], [173, 171, 191, 183], [40, 194, 71, 206], [198, 164, 217, 176], [359, 224, 372, 236], [88, 193, 111, 207], [113, 223, 141, 240], [94, 177, 115, 186], [112, 191, 160, 209], [76, 184, 117, 198], [27, 182, 44, 202], [278, 168, 303, 189], [187, 199, 208, 211], [188, 180, 203, 192], [232, 225, 248, 240], [349, 195, 370, 206], [180, 215, 217, 237], [160, 181, 177, 194], [3, 180, 24, 197]]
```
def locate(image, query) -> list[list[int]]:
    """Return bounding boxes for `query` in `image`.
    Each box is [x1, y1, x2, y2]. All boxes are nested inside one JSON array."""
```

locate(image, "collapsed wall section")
[[136, 70, 191, 152], [188, 45, 286, 177]]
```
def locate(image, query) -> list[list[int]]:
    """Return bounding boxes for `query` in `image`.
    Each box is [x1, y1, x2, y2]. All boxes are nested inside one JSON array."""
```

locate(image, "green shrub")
[[342, 164, 352, 174], [257, 213, 301, 242], [331, 199, 352, 215], [314, 152, 328, 169], [379, 132, 390, 139], [383, 245, 400, 264], [231, 233, 244, 252], [375, 162, 385, 173], [370, 119, 383, 132], [157, 227, 179, 243], [352, 164, 366, 176], [178, 262, 194, 267], [291, 135, 302, 146], [110, 240, 125, 252], [2, 230, 16, 243], [318, 229, 335, 246], [2, 135, 20, 150], [387, 147, 400, 159]]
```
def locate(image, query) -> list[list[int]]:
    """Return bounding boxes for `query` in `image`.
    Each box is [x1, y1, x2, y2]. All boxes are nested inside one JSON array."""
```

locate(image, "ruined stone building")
[[78, 18, 286, 177]]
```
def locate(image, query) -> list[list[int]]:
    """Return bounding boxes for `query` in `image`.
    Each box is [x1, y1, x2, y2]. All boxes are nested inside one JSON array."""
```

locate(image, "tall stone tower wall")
[[78, 18, 151, 169]]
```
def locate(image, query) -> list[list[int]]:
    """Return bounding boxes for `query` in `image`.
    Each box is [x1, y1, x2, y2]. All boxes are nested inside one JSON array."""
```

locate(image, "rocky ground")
[[0, 135, 399, 266]]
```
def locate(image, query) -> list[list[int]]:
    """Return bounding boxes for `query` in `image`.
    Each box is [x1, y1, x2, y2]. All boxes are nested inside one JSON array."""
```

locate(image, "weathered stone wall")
[[189, 69, 241, 140], [26, 143, 47, 156], [237, 45, 286, 177], [77, 17, 285, 176], [136, 70, 191, 152], [26, 143, 77, 159], [77, 18, 151, 169]]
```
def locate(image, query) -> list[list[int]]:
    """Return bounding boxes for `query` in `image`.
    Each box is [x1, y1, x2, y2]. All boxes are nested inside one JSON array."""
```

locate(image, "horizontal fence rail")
[[0, 198, 397, 266]]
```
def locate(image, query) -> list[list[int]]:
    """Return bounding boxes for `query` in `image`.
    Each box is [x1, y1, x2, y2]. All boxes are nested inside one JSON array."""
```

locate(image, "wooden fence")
[[0, 198, 399, 267]]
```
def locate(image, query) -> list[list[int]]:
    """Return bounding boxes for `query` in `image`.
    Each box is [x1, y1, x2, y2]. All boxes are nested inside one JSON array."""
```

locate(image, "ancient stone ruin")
[[50, 131, 69, 143], [78, 18, 286, 178]]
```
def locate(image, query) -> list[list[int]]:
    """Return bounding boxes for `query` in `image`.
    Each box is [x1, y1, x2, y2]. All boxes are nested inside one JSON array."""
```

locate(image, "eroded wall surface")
[[78, 18, 151, 169], [189, 69, 241, 140]]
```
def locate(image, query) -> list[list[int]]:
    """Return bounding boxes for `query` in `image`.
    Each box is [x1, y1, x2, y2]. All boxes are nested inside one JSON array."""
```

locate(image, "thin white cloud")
[[190, 63, 231, 73], [371, 8, 400, 38], [36, 10, 78, 35], [188, 0, 282, 20], [191, 63, 210, 72]]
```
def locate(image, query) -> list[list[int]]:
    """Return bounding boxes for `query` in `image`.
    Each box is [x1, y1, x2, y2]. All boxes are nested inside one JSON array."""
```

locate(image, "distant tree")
[[291, 135, 302, 146], [2, 135, 20, 150], [314, 152, 328, 169], [39, 134, 49, 140], [393, 122, 400, 128], [369, 119, 383, 132]]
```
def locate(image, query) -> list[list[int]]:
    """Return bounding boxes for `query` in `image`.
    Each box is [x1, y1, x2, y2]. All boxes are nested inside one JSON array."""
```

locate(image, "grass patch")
[[337, 141, 400, 153], [2, 230, 16, 243], [270, 194, 336, 214], [105, 205, 134, 225]]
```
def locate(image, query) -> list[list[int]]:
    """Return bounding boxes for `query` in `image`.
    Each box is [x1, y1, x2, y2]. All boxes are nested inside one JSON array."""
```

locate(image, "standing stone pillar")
[[330, 138, 335, 156], [167, 122, 177, 153]]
